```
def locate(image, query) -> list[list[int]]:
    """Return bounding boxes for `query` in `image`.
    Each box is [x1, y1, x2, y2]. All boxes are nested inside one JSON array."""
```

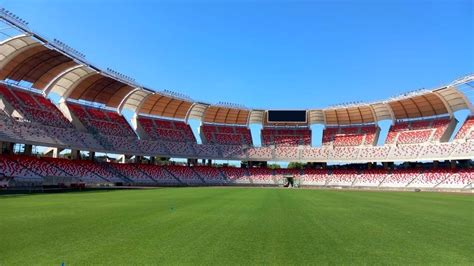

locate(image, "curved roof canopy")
[[202, 106, 249, 125], [386, 91, 448, 119], [323, 105, 376, 125], [0, 35, 78, 89], [67, 73, 134, 108], [0, 33, 472, 125], [138, 93, 193, 119]]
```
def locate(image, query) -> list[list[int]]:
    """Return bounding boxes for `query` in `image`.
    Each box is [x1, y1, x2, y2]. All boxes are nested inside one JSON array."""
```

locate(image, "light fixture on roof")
[[216, 101, 247, 109], [449, 73, 474, 87], [52, 38, 85, 59], [387, 88, 430, 102], [0, 8, 29, 28], [161, 89, 192, 101], [105, 68, 135, 83], [327, 100, 365, 109]]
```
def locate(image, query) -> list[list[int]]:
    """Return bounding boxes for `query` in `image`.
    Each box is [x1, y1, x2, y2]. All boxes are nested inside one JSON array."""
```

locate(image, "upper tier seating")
[[246, 147, 273, 160], [0, 113, 104, 151], [261, 127, 311, 146], [0, 85, 71, 128], [454, 116, 474, 141], [201, 124, 252, 145], [67, 103, 136, 137], [385, 118, 451, 144], [322, 125, 378, 146], [274, 146, 300, 159], [137, 116, 195, 142], [220, 145, 247, 159], [193, 144, 220, 158], [300, 147, 330, 160]]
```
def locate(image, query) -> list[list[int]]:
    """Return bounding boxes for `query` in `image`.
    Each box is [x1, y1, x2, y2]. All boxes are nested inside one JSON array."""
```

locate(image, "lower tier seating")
[[193, 166, 226, 183], [0, 155, 471, 189], [165, 165, 203, 184], [220, 167, 251, 184], [248, 168, 275, 184], [379, 169, 420, 188]]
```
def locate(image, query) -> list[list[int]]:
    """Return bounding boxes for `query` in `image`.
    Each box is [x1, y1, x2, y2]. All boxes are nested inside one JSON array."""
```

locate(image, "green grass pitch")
[[1, 188, 472, 265]]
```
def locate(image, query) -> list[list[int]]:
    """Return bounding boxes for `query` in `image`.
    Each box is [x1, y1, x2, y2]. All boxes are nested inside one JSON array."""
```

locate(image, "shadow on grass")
[[0, 187, 168, 199]]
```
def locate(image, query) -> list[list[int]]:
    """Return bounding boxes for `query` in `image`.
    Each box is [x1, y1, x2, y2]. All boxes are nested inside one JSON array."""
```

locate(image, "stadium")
[[0, 3, 473, 265]]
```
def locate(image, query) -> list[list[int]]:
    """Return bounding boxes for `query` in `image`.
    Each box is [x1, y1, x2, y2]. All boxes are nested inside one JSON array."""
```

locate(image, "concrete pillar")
[[88, 151, 95, 161], [450, 160, 457, 169], [135, 156, 142, 163], [150, 156, 156, 165], [207, 159, 212, 166], [4, 142, 14, 155], [24, 144, 33, 156], [71, 149, 81, 160], [52, 148, 59, 158]]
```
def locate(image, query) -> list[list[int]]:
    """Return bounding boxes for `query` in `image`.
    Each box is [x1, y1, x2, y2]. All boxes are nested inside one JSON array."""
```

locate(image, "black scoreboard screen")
[[267, 110, 307, 123]]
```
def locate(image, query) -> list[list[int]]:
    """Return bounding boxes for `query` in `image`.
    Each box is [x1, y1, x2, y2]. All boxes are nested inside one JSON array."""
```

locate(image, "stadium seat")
[[201, 124, 252, 145], [261, 127, 311, 146]]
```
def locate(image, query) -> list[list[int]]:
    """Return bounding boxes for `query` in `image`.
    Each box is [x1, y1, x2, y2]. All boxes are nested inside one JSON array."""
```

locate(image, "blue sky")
[[1, 0, 473, 153]]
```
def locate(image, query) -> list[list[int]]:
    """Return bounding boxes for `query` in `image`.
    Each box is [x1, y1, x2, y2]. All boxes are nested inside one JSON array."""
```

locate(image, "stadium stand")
[[108, 163, 156, 184], [193, 166, 226, 184], [327, 169, 358, 186], [201, 124, 252, 145], [379, 169, 420, 188], [408, 168, 455, 188], [135, 164, 180, 184], [300, 147, 330, 160], [0, 154, 471, 190], [385, 118, 452, 144], [261, 127, 311, 146], [0, 85, 71, 128], [352, 169, 388, 187], [0, 15, 472, 194], [165, 165, 203, 184], [220, 167, 251, 184], [138, 116, 195, 142], [454, 116, 474, 140], [247, 147, 273, 160], [437, 169, 473, 189], [248, 168, 275, 184], [274, 146, 300, 160], [301, 169, 329, 186], [41, 157, 106, 184], [67, 102, 136, 138], [323, 125, 379, 146]]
